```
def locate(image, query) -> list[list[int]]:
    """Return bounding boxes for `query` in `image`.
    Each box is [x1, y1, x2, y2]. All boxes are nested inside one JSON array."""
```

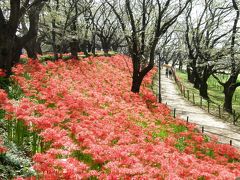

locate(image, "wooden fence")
[[171, 68, 240, 126]]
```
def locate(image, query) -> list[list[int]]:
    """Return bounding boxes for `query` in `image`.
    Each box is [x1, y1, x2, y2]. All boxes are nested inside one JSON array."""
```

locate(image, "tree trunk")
[[81, 40, 89, 57], [224, 89, 234, 113], [223, 78, 237, 113], [187, 65, 194, 83], [51, 19, 58, 61], [199, 81, 209, 99], [131, 74, 144, 93], [179, 59, 183, 71], [193, 78, 200, 89], [25, 37, 38, 59], [36, 39, 43, 55], [112, 45, 118, 52], [70, 39, 78, 59], [92, 33, 96, 55], [0, 33, 15, 75], [103, 49, 109, 55], [102, 40, 110, 55]]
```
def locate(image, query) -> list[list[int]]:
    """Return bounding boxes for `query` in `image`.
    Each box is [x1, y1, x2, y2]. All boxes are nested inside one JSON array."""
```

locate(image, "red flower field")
[[0, 55, 240, 179]]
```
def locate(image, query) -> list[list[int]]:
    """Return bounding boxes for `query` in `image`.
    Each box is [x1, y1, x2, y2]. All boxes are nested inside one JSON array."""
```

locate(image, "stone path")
[[157, 68, 240, 148]]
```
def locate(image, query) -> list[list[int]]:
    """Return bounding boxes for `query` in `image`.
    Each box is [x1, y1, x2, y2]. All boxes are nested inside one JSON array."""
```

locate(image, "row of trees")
[[0, 0, 191, 91], [156, 0, 240, 113], [1, 0, 240, 113], [183, 0, 239, 113]]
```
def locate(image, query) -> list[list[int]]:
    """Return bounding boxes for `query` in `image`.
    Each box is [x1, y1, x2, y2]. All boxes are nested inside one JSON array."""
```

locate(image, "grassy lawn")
[[175, 70, 240, 126]]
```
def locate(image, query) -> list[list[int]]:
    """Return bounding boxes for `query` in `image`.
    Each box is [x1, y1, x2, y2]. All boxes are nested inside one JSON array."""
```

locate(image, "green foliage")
[[170, 124, 187, 133], [205, 149, 215, 158], [0, 77, 10, 92], [71, 150, 103, 171], [0, 141, 35, 179], [47, 103, 57, 108], [152, 130, 168, 139], [203, 135, 210, 142], [23, 72, 31, 80], [19, 58, 28, 64], [175, 137, 187, 152], [62, 55, 72, 60], [137, 121, 148, 128], [111, 139, 119, 145], [89, 176, 98, 180], [0, 78, 38, 179], [155, 119, 162, 125], [198, 176, 206, 180], [39, 55, 55, 62], [7, 81, 24, 100]]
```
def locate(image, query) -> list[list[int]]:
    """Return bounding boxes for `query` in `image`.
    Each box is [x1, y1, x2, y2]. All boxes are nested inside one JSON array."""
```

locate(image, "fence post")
[[200, 97, 202, 107], [193, 93, 195, 104], [207, 100, 210, 113], [218, 105, 221, 118], [230, 140, 232, 146], [202, 126, 204, 133], [183, 87, 186, 97], [173, 108, 176, 118], [187, 90, 190, 100], [233, 110, 236, 125], [187, 116, 189, 124]]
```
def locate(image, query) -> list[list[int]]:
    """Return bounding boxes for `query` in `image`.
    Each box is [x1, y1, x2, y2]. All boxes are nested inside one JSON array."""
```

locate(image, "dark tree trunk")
[[70, 39, 78, 59], [193, 74, 200, 89], [179, 59, 183, 71], [0, 31, 22, 76], [222, 0, 240, 113], [101, 38, 110, 55], [199, 81, 209, 99], [0, 37, 22, 76], [130, 55, 153, 93], [25, 37, 38, 59], [103, 48, 109, 55], [51, 19, 58, 60], [36, 39, 43, 55], [187, 65, 194, 83], [36, 43, 42, 55], [52, 45, 58, 60], [224, 87, 234, 113], [131, 74, 144, 93], [112, 45, 118, 52], [91, 32, 96, 55], [0, 0, 45, 75], [223, 76, 238, 113], [88, 43, 92, 53], [81, 40, 89, 57], [194, 81, 200, 89]]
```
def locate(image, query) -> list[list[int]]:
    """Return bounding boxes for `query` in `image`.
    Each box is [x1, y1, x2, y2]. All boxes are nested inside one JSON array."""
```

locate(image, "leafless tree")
[[106, 0, 190, 93]]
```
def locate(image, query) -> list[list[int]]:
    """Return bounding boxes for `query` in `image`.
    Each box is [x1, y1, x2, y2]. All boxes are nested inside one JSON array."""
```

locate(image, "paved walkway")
[[156, 68, 240, 148]]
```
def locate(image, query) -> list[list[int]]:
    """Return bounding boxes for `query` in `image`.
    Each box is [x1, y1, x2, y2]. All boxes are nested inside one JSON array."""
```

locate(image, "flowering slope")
[[0, 55, 240, 179]]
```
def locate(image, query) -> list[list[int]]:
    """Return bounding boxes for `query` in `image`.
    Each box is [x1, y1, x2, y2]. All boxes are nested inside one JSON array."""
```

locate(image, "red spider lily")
[[0, 54, 239, 179]]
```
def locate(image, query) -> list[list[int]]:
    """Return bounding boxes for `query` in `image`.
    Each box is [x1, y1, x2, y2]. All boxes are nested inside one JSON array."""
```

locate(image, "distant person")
[[165, 68, 169, 77], [169, 69, 172, 77]]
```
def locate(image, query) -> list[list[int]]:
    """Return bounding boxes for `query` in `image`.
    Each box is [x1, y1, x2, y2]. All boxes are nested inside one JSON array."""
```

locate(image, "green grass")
[[170, 124, 188, 133], [175, 70, 240, 125], [175, 137, 187, 152], [71, 150, 103, 171], [152, 130, 168, 139]]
